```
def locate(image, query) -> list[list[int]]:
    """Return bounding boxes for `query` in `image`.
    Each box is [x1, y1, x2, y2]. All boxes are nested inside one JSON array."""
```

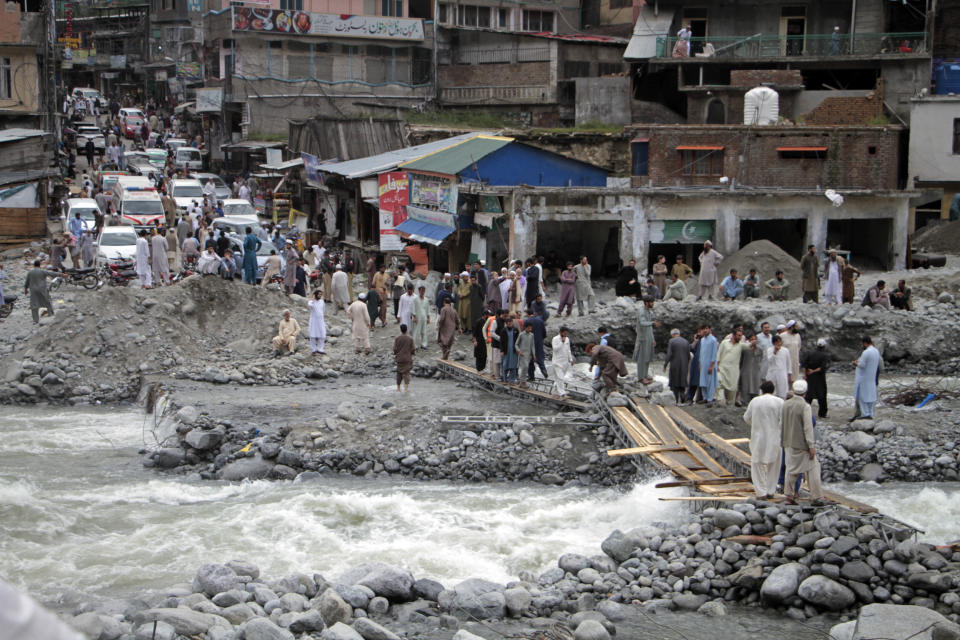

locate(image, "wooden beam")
[[658, 496, 747, 502], [726, 438, 749, 444], [607, 445, 688, 457], [655, 477, 752, 488]]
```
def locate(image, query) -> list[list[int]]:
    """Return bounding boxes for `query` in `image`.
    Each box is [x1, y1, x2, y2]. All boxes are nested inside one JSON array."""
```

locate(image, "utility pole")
[[43, 0, 58, 135]]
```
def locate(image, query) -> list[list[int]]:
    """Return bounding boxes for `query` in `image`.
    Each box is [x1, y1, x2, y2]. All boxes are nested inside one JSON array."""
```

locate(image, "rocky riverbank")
[[64, 500, 960, 640]]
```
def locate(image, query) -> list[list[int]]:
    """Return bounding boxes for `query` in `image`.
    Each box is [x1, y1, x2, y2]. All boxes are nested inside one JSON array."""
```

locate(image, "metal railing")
[[439, 84, 554, 103], [655, 32, 927, 59]]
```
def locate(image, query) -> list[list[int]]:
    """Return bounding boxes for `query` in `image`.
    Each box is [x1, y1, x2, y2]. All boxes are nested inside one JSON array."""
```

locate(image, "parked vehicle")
[[50, 267, 99, 291], [174, 147, 203, 171], [62, 198, 100, 232], [193, 173, 231, 200], [99, 258, 138, 286], [72, 87, 102, 103], [118, 107, 145, 120], [165, 138, 188, 152], [221, 198, 257, 217], [96, 225, 139, 264], [75, 125, 105, 155], [169, 178, 205, 213], [123, 116, 145, 139]]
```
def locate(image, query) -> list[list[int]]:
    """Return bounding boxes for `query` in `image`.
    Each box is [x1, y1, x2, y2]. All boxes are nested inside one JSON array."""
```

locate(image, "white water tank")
[[743, 86, 780, 125]]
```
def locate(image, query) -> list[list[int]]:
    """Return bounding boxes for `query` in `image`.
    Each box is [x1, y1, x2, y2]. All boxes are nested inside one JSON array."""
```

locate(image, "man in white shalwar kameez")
[[743, 380, 783, 498], [780, 320, 802, 381], [331, 265, 350, 313], [411, 285, 431, 350], [347, 294, 371, 354], [550, 327, 575, 397], [150, 231, 169, 285], [135, 231, 153, 288], [396, 284, 416, 328], [766, 335, 792, 399], [308, 290, 326, 354], [852, 335, 881, 421]]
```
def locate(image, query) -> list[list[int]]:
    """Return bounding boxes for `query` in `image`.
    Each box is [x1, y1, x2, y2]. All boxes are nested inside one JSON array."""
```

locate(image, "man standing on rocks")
[[372, 264, 389, 327], [436, 296, 460, 360], [780, 320, 802, 383], [397, 283, 415, 328], [781, 379, 825, 505], [574, 255, 595, 315], [523, 308, 548, 382], [150, 229, 169, 285], [283, 240, 298, 294], [697, 324, 719, 406], [307, 289, 326, 355], [348, 293, 372, 355], [242, 227, 261, 285], [588, 343, 628, 394], [634, 296, 657, 385], [697, 241, 723, 301], [803, 338, 830, 418], [551, 326, 574, 397], [331, 264, 350, 313], [472, 309, 490, 372], [135, 230, 153, 289], [800, 244, 820, 304], [766, 334, 792, 399], [556, 262, 576, 317], [272, 309, 300, 356], [852, 335, 881, 422], [411, 285, 431, 350], [743, 380, 783, 498], [24, 260, 56, 323], [717, 327, 750, 406], [664, 328, 689, 404], [393, 324, 415, 392], [455, 271, 472, 331]]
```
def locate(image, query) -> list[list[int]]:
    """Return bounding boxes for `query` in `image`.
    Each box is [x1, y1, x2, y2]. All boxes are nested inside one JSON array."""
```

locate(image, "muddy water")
[[0, 407, 685, 603]]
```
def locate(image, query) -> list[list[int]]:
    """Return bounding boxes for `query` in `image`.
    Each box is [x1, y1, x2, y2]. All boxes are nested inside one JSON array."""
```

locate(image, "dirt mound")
[[718, 239, 802, 299], [912, 219, 960, 254]]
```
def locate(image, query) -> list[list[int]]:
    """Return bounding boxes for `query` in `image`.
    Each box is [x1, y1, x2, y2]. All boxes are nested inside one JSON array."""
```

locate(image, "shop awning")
[[395, 219, 455, 246], [676, 145, 724, 151]]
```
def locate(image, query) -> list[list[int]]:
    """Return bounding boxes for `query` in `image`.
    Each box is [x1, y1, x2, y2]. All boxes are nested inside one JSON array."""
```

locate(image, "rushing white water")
[[832, 481, 960, 544], [0, 408, 685, 603]]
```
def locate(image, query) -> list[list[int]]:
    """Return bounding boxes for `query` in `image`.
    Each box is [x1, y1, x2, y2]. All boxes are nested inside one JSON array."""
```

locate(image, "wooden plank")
[[607, 445, 688, 457], [436, 359, 589, 410], [665, 406, 752, 466], [726, 438, 750, 444], [659, 496, 747, 502], [610, 407, 660, 447], [637, 403, 733, 478], [655, 477, 752, 488], [824, 490, 877, 514]]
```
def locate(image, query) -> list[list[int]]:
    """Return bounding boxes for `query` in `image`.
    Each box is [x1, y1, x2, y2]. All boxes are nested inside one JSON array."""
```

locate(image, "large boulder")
[[220, 455, 274, 481], [70, 612, 124, 640], [336, 563, 414, 602], [185, 428, 224, 451], [712, 509, 746, 529], [840, 431, 876, 453], [798, 575, 856, 611], [601, 529, 638, 563], [243, 617, 295, 640], [351, 617, 401, 640], [574, 619, 612, 640], [132, 608, 228, 636], [194, 563, 240, 597], [318, 588, 352, 627], [761, 563, 810, 603], [322, 622, 365, 640], [438, 578, 506, 620], [852, 604, 960, 640]]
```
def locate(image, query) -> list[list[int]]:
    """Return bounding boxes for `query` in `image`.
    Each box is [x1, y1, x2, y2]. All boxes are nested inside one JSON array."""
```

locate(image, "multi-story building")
[[908, 94, 960, 229], [0, 2, 46, 129]]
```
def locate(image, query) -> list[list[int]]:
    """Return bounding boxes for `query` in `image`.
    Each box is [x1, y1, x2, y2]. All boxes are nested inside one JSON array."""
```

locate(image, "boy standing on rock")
[[393, 324, 415, 393]]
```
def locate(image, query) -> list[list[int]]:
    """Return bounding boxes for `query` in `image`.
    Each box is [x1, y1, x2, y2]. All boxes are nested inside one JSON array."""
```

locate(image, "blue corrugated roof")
[[319, 132, 494, 179], [395, 219, 455, 246]]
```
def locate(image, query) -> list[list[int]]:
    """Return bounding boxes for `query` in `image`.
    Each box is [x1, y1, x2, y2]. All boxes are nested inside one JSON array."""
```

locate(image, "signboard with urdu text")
[[648, 220, 714, 244], [232, 7, 424, 41], [378, 172, 407, 252], [409, 173, 455, 215]]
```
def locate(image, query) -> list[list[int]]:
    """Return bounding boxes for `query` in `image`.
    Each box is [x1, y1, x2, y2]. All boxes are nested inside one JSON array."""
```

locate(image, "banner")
[[409, 172, 455, 214], [406, 204, 455, 229], [109, 55, 126, 69], [648, 219, 714, 244], [176, 61, 202, 81], [195, 88, 223, 112], [301, 152, 323, 188], [232, 7, 424, 41], [378, 171, 407, 251]]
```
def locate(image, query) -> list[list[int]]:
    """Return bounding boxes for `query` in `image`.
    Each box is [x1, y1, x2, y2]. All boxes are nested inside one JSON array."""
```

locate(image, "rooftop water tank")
[[743, 86, 780, 125], [935, 64, 960, 95]]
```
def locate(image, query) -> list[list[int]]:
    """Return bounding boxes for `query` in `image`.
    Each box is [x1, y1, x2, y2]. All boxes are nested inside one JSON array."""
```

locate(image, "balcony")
[[654, 32, 927, 60], [440, 85, 554, 104]]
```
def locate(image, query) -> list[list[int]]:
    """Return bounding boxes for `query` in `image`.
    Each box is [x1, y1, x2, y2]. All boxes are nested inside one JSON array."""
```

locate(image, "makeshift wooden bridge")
[[602, 397, 877, 513], [434, 359, 592, 410]]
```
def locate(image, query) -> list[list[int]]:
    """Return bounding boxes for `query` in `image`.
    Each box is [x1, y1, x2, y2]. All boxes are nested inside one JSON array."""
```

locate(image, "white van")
[[169, 178, 205, 213], [112, 177, 164, 228], [174, 147, 203, 171]]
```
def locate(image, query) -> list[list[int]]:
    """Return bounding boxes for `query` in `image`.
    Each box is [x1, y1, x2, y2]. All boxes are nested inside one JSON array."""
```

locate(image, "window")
[[381, 0, 401, 16], [631, 140, 649, 176], [867, 145, 878, 156], [563, 61, 591, 78], [268, 40, 283, 50], [438, 3, 451, 24], [679, 147, 723, 175], [279, 0, 301, 9], [522, 10, 554, 32], [954, 119, 960, 155], [498, 7, 509, 28], [777, 146, 827, 159], [0, 57, 10, 100], [457, 4, 491, 28]]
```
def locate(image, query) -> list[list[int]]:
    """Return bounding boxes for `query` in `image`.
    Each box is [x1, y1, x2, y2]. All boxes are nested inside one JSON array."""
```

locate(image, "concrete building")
[[200, 1, 432, 141], [908, 94, 960, 228], [0, 3, 45, 128]]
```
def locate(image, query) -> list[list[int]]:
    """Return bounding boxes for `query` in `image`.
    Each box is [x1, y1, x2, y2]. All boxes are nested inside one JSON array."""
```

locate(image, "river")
[[2, 407, 957, 608]]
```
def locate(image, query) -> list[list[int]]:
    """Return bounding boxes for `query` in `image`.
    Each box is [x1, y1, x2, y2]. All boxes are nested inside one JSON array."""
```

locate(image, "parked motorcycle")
[[99, 259, 137, 287], [49, 267, 99, 291], [0, 293, 16, 320]]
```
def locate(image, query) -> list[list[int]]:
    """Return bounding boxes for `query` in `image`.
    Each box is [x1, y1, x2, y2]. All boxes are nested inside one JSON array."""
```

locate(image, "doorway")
[[780, 6, 806, 56], [739, 219, 807, 260], [536, 220, 621, 277], [827, 218, 893, 270], [682, 7, 708, 56]]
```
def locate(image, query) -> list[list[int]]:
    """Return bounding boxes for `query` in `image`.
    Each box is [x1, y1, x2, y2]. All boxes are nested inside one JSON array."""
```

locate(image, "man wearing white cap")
[[347, 293, 371, 354], [780, 320, 802, 381], [743, 380, 783, 498], [803, 338, 830, 418], [781, 379, 825, 505], [331, 264, 350, 313]]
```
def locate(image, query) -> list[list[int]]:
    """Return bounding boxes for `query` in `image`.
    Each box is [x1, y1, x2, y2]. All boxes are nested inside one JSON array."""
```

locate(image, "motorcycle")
[[49, 267, 99, 291], [309, 269, 323, 291], [99, 259, 137, 287]]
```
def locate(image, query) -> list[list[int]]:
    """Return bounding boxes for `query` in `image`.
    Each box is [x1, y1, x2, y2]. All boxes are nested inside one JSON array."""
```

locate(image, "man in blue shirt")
[[720, 269, 745, 301]]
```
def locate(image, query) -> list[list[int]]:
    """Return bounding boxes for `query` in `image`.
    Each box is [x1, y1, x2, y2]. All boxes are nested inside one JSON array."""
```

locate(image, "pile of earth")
[[718, 239, 803, 299], [912, 219, 960, 255]]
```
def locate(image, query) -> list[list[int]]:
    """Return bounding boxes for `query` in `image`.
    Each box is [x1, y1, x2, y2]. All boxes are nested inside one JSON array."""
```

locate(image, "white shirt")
[[743, 393, 784, 464]]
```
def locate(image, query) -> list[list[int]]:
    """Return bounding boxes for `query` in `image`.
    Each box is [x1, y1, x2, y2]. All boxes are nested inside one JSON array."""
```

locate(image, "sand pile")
[[718, 239, 802, 299], [912, 219, 960, 254]]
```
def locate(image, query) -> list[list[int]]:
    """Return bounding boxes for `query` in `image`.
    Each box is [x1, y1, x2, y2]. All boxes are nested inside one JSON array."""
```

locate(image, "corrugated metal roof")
[[624, 7, 675, 60], [260, 158, 304, 171], [0, 168, 60, 187], [0, 128, 50, 144], [320, 132, 495, 180], [400, 136, 513, 174]]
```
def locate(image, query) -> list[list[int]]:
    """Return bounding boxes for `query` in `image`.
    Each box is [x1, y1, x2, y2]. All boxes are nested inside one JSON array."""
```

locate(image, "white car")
[[169, 178, 205, 213], [193, 173, 231, 200], [73, 87, 102, 102], [63, 198, 101, 232], [175, 147, 203, 172], [119, 107, 145, 120], [76, 125, 105, 154], [165, 138, 188, 152], [221, 198, 257, 217], [96, 225, 139, 264]]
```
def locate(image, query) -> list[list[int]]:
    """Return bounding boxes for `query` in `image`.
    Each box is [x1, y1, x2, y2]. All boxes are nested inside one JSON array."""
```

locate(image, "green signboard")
[[649, 220, 714, 244]]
